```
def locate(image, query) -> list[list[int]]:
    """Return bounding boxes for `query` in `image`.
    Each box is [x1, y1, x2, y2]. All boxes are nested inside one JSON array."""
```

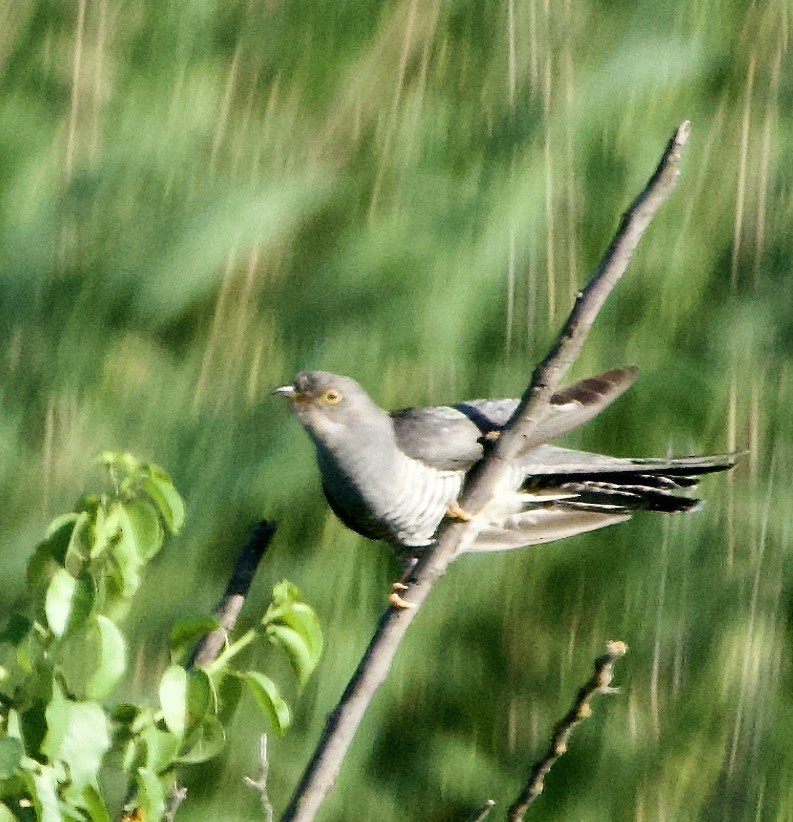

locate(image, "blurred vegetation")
[[0, 0, 790, 819], [0, 454, 321, 820]]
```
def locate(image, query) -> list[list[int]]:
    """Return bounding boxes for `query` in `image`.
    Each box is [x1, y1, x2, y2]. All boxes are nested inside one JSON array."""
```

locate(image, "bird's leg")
[[446, 499, 473, 522], [388, 555, 418, 610]]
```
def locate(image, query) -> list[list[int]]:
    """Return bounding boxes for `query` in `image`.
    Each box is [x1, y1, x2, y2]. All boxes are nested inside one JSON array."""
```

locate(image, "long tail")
[[463, 449, 740, 553], [522, 450, 740, 514]]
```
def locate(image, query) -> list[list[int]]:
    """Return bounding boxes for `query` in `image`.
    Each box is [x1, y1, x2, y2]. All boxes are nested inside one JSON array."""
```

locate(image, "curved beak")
[[272, 385, 296, 399]]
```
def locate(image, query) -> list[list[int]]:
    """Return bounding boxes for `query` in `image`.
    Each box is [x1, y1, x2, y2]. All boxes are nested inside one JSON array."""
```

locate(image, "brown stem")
[[188, 520, 276, 669], [281, 123, 689, 822], [506, 640, 628, 821]]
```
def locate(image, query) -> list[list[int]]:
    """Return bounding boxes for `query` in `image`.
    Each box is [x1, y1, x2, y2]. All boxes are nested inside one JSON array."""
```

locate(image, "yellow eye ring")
[[323, 389, 342, 404]]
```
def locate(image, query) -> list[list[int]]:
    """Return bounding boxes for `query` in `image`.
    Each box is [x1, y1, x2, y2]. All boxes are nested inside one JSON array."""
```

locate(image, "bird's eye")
[[323, 389, 342, 405]]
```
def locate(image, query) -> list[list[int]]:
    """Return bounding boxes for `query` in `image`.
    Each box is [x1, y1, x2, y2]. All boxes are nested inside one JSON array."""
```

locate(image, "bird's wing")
[[391, 367, 638, 470]]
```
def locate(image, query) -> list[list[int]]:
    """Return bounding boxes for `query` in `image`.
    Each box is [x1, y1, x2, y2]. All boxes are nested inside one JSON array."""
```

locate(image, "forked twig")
[[244, 734, 274, 822], [282, 123, 690, 822]]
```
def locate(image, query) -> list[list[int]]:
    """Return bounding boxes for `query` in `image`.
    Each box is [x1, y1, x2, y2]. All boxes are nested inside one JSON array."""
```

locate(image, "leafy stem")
[[203, 628, 259, 677]]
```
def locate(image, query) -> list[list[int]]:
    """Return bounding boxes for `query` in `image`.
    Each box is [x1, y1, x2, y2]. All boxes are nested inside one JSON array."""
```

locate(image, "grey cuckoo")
[[276, 369, 735, 603]]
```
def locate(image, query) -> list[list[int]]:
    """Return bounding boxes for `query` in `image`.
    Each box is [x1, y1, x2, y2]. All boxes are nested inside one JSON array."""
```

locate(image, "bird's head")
[[274, 371, 391, 446]]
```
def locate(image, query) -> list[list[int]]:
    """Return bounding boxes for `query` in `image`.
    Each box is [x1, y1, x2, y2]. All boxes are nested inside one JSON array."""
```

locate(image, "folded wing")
[[392, 367, 638, 470]]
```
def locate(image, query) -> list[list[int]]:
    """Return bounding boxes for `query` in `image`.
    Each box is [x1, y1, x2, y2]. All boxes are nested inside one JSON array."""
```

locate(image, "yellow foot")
[[446, 500, 473, 522], [483, 429, 501, 441], [388, 590, 416, 609]]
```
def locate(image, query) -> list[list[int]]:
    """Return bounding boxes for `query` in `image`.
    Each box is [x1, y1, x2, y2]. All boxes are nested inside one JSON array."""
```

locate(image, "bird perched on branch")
[[275, 369, 736, 606]]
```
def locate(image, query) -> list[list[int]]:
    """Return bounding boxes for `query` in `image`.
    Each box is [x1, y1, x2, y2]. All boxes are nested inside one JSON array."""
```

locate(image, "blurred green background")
[[1, 0, 791, 819]]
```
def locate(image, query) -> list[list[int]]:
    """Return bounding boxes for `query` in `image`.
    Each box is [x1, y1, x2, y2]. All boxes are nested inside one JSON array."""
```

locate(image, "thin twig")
[[281, 123, 689, 822], [244, 734, 275, 822], [465, 798, 496, 822], [164, 785, 187, 822], [506, 640, 628, 821], [188, 520, 277, 669]]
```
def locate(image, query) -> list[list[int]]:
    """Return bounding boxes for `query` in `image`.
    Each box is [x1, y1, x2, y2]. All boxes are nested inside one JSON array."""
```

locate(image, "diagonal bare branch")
[[507, 640, 628, 821], [281, 122, 690, 822]]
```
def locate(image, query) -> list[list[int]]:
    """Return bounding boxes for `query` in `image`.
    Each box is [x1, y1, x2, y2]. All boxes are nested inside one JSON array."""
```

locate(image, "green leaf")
[[119, 499, 163, 561], [169, 615, 221, 658], [217, 673, 244, 726], [44, 568, 76, 637], [91, 501, 124, 560], [18, 702, 48, 759], [98, 451, 141, 475], [6, 709, 21, 739], [45, 513, 80, 543], [88, 616, 127, 699], [106, 523, 143, 600], [139, 723, 180, 775], [135, 766, 165, 822], [242, 672, 291, 733], [271, 579, 300, 606], [263, 581, 323, 665], [80, 785, 112, 822], [259, 582, 323, 685], [74, 495, 101, 516], [44, 570, 94, 638], [0, 804, 16, 822], [43, 569, 75, 637], [97, 564, 133, 623], [275, 602, 323, 661], [27, 515, 79, 589], [99, 591, 133, 624], [141, 471, 185, 535], [42, 687, 110, 791], [0, 642, 19, 698], [158, 665, 188, 739], [64, 510, 93, 577], [0, 738, 23, 779], [266, 623, 318, 686], [28, 766, 63, 822], [15, 632, 39, 675], [175, 715, 225, 764], [26, 543, 60, 592], [121, 739, 138, 774], [60, 616, 126, 700], [186, 669, 215, 726], [0, 614, 32, 646]]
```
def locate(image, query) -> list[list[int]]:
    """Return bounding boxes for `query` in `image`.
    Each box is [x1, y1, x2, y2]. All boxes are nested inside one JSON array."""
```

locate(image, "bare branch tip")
[[164, 785, 187, 822], [465, 799, 497, 822]]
